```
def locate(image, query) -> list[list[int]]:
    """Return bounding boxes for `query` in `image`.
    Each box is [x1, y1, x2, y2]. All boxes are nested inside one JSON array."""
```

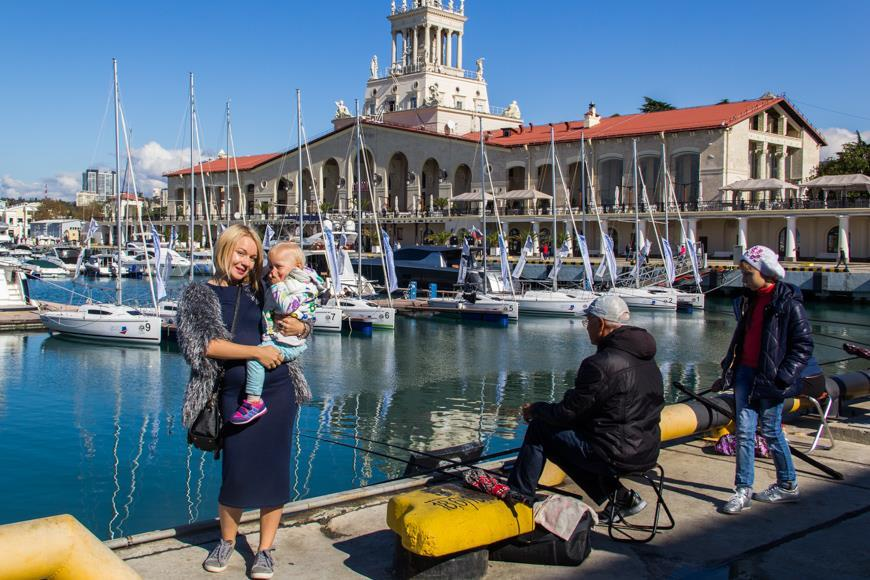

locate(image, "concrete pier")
[[116, 400, 870, 579]]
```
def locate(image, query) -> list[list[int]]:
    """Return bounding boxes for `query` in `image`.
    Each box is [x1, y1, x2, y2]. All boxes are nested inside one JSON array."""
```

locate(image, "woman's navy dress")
[[209, 283, 298, 509]]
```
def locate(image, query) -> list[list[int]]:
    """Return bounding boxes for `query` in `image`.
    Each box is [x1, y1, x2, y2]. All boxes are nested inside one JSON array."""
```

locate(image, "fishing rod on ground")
[[298, 432, 586, 502], [671, 381, 844, 481]]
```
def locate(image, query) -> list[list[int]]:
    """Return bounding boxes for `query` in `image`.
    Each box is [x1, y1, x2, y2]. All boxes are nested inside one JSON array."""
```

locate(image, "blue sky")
[[2, 0, 868, 200]]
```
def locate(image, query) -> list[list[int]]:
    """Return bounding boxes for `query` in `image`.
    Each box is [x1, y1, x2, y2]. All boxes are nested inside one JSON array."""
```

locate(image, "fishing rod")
[[299, 433, 586, 501], [671, 382, 843, 481]]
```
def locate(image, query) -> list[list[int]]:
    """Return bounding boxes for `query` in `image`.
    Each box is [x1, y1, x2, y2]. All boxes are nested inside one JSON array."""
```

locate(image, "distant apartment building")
[[76, 168, 116, 207], [2, 202, 41, 240]]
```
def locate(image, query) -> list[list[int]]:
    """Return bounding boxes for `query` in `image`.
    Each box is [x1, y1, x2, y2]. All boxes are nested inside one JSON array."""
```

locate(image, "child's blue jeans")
[[245, 340, 307, 397]]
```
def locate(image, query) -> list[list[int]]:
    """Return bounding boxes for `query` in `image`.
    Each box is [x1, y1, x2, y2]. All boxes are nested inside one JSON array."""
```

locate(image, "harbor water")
[[1, 276, 867, 540]]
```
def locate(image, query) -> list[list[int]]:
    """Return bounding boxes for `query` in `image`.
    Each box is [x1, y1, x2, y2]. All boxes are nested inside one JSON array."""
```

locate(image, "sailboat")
[[39, 59, 162, 345], [608, 139, 677, 311], [491, 126, 595, 316]]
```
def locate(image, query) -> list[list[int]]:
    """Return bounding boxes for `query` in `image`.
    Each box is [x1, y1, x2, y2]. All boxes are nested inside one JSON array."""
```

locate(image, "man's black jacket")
[[531, 325, 664, 472]]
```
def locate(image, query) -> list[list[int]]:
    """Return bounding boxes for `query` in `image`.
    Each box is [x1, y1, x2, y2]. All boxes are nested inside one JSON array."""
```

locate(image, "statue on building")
[[460, 0, 465, 14], [370, 54, 378, 78], [391, 1, 396, 15], [401, 0, 407, 11], [334, 100, 351, 119], [426, 84, 441, 106], [475, 57, 484, 81], [448, 0, 454, 11], [504, 100, 521, 119]]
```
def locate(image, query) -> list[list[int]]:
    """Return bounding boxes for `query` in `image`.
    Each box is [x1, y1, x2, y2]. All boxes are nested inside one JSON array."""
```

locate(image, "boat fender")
[[387, 483, 535, 557]]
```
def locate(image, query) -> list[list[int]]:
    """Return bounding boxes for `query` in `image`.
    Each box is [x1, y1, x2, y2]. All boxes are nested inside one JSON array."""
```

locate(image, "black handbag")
[[187, 286, 242, 457]]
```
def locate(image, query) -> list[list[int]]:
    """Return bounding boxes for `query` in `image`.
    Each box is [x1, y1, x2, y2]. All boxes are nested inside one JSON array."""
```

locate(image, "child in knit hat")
[[714, 244, 813, 515]]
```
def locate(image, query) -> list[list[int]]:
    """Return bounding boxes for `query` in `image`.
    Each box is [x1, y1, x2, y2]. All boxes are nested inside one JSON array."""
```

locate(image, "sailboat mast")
[[226, 100, 231, 225], [297, 89, 304, 246], [479, 119, 487, 290], [113, 58, 122, 304], [355, 99, 363, 297], [580, 132, 586, 239], [661, 140, 669, 252], [633, 138, 640, 289], [188, 73, 195, 283], [550, 126, 557, 291]]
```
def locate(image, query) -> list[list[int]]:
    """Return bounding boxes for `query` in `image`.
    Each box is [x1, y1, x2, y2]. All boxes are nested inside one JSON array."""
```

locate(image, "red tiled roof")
[[463, 97, 825, 146], [164, 153, 283, 177]]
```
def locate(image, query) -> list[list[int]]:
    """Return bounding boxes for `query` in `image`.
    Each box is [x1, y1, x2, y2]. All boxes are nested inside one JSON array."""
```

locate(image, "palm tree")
[[426, 230, 453, 245]]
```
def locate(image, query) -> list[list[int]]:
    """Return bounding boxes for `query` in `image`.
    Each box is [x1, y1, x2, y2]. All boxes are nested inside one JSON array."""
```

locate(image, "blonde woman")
[[177, 224, 311, 579]]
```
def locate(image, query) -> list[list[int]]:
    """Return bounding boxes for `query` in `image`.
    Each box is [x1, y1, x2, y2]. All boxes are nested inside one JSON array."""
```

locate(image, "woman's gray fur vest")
[[177, 282, 311, 428]]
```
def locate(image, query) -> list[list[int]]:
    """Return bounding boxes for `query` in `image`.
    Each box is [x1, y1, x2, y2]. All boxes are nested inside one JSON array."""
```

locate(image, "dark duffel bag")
[[488, 513, 593, 567]]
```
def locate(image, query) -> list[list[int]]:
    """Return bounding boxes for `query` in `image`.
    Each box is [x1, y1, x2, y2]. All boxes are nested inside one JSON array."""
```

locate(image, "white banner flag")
[[603, 234, 618, 286], [662, 238, 676, 285], [548, 241, 570, 280], [686, 237, 702, 287], [498, 234, 512, 290], [380, 229, 399, 293], [576, 234, 594, 291], [323, 225, 342, 296], [512, 235, 533, 279], [150, 225, 167, 300], [457, 237, 471, 285]]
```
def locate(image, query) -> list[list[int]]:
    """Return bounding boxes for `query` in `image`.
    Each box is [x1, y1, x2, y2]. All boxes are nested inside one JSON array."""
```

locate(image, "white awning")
[[720, 178, 797, 191], [496, 189, 553, 201], [800, 174, 870, 192], [451, 191, 495, 202]]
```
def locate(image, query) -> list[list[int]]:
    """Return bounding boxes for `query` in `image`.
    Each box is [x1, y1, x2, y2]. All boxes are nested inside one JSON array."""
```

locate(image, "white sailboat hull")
[[675, 290, 705, 310], [496, 290, 595, 317], [428, 295, 520, 320], [338, 299, 396, 329], [40, 306, 162, 344], [610, 287, 678, 311], [313, 305, 343, 332]]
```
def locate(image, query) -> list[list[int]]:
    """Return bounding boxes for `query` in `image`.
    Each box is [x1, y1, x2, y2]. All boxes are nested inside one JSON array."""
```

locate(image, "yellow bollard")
[[0, 514, 140, 580]]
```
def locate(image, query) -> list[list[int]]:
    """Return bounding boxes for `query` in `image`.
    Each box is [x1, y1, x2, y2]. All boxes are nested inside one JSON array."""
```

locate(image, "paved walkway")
[[117, 401, 870, 579]]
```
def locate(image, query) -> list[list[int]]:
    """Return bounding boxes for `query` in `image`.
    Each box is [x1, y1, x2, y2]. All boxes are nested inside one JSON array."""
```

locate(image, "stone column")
[[457, 32, 463, 69], [637, 219, 647, 253], [759, 145, 768, 179], [776, 147, 786, 203], [686, 218, 698, 243], [838, 215, 850, 262], [784, 216, 797, 262], [532, 221, 540, 254], [436, 27, 442, 65], [412, 27, 418, 64], [344, 157, 354, 213], [446, 30, 453, 67], [737, 217, 748, 251], [391, 32, 397, 65]]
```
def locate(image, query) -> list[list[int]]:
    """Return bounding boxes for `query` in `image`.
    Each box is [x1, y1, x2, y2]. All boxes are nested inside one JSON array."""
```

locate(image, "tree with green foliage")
[[640, 97, 676, 113], [814, 131, 870, 178], [33, 199, 75, 221], [426, 230, 453, 245]]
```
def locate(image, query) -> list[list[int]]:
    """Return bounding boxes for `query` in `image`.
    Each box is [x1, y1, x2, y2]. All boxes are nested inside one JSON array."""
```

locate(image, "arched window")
[[598, 159, 623, 209], [672, 153, 700, 207]]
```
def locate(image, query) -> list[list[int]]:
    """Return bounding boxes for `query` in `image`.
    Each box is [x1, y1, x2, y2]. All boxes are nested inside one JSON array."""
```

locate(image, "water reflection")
[[3, 286, 868, 539]]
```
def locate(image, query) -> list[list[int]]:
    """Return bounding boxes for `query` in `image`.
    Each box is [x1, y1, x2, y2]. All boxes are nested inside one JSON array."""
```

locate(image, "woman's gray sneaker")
[[753, 483, 800, 503], [720, 487, 752, 514], [251, 548, 275, 579], [203, 539, 235, 573]]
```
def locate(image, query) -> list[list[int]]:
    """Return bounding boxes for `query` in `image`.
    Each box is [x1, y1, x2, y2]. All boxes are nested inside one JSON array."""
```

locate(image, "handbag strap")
[[214, 285, 244, 396]]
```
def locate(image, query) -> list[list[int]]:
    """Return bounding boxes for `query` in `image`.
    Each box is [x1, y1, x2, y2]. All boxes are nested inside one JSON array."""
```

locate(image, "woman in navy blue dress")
[[178, 225, 310, 578]]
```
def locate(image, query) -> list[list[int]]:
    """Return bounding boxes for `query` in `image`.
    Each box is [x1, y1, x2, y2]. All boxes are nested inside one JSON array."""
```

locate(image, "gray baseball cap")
[[583, 294, 630, 323]]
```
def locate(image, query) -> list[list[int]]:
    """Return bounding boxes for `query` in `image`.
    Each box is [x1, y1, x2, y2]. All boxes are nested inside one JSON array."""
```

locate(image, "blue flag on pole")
[[380, 229, 399, 293]]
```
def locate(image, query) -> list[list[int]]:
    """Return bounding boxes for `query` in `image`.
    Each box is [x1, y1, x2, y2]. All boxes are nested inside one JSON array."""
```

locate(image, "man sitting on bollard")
[[507, 295, 664, 521]]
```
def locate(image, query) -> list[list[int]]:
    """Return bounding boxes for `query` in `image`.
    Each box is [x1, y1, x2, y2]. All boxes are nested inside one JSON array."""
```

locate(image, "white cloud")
[[1, 140, 215, 201], [820, 127, 870, 160], [0, 173, 81, 201]]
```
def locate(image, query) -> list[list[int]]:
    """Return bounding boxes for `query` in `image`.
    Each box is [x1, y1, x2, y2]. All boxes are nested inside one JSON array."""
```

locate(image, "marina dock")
[[112, 401, 870, 579]]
